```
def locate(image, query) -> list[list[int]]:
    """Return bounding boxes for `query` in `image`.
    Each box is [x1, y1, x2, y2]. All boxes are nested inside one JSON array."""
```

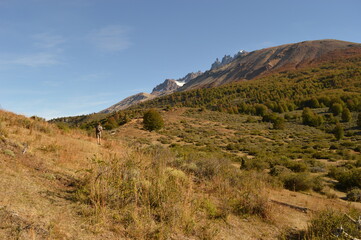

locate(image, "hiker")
[[95, 123, 103, 145]]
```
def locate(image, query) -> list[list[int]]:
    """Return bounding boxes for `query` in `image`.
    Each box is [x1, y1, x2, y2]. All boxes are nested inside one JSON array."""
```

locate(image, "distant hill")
[[100, 92, 155, 114]]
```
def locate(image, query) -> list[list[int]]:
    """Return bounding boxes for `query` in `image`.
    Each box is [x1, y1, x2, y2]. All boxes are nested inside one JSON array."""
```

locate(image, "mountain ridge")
[[179, 39, 361, 91], [97, 39, 360, 114], [100, 71, 203, 113]]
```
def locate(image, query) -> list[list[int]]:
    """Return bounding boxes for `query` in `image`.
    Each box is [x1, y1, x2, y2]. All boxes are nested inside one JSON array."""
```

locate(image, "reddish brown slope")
[[181, 39, 361, 90]]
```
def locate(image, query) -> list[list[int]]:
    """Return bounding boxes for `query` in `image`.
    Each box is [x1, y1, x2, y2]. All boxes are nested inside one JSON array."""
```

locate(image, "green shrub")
[[143, 109, 164, 131], [305, 209, 361, 239], [230, 190, 270, 219], [255, 104, 268, 116], [302, 108, 323, 127], [269, 165, 291, 176], [272, 116, 285, 130], [341, 108, 352, 122], [241, 158, 269, 171], [333, 123, 344, 141], [262, 113, 278, 123], [56, 122, 70, 132], [286, 161, 308, 172], [329, 103, 343, 116], [281, 173, 314, 192], [104, 116, 118, 130], [202, 199, 225, 219], [335, 168, 361, 190], [347, 188, 361, 202]]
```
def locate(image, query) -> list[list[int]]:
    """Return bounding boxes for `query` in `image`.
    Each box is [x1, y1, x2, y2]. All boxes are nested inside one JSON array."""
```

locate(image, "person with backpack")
[[95, 123, 103, 145]]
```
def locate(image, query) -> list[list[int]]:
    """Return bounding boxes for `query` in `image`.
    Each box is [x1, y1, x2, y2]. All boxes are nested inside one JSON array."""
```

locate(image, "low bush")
[[269, 165, 291, 176], [347, 188, 361, 202], [330, 168, 361, 190], [241, 158, 269, 171], [281, 173, 316, 192], [286, 161, 308, 172], [305, 209, 361, 239]]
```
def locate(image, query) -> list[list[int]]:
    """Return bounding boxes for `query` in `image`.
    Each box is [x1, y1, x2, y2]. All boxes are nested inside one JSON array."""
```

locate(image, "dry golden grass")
[[0, 110, 127, 239], [1, 109, 360, 239]]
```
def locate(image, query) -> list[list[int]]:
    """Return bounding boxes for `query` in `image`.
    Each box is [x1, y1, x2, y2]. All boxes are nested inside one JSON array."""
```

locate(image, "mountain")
[[180, 39, 361, 91], [211, 50, 247, 70], [100, 92, 155, 113], [151, 79, 180, 96], [151, 71, 203, 96], [95, 39, 361, 115], [175, 71, 203, 86], [100, 71, 203, 113]]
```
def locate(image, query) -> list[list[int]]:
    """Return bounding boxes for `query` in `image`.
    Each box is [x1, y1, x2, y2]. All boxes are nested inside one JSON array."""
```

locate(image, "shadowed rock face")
[[151, 79, 180, 96], [180, 39, 361, 91], [151, 71, 204, 96]]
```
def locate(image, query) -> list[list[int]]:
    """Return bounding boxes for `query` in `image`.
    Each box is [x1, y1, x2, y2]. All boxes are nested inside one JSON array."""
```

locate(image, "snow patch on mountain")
[[175, 80, 185, 87]]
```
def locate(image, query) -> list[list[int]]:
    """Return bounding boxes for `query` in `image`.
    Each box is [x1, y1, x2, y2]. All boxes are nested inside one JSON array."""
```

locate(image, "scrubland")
[[4, 102, 359, 239]]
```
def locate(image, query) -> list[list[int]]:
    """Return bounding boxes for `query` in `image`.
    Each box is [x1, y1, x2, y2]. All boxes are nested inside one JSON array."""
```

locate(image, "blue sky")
[[0, 0, 360, 119]]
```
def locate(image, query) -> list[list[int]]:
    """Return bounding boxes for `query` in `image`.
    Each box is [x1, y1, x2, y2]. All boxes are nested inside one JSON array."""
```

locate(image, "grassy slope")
[[0, 109, 289, 239], [0, 110, 128, 239], [109, 108, 361, 238], [1, 105, 360, 239]]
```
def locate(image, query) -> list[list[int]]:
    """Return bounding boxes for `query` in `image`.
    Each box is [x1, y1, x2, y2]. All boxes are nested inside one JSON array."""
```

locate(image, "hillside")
[[135, 50, 361, 115], [1, 103, 361, 239], [180, 39, 361, 90]]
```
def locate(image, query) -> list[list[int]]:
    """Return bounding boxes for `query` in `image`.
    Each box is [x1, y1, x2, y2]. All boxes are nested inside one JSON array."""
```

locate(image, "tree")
[[143, 109, 164, 131], [104, 117, 117, 130], [341, 108, 352, 122], [302, 108, 324, 127], [333, 123, 344, 141]]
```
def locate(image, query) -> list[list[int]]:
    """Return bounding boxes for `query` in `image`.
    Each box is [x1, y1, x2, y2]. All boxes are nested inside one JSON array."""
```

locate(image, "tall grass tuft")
[[76, 146, 196, 239]]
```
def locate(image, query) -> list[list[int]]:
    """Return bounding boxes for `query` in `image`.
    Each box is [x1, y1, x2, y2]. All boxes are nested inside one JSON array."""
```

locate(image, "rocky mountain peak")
[[151, 71, 203, 96], [211, 50, 248, 70], [151, 79, 180, 96]]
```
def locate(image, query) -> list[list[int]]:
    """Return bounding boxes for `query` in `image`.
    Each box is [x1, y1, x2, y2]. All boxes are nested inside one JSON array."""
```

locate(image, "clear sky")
[[1, 0, 360, 119]]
